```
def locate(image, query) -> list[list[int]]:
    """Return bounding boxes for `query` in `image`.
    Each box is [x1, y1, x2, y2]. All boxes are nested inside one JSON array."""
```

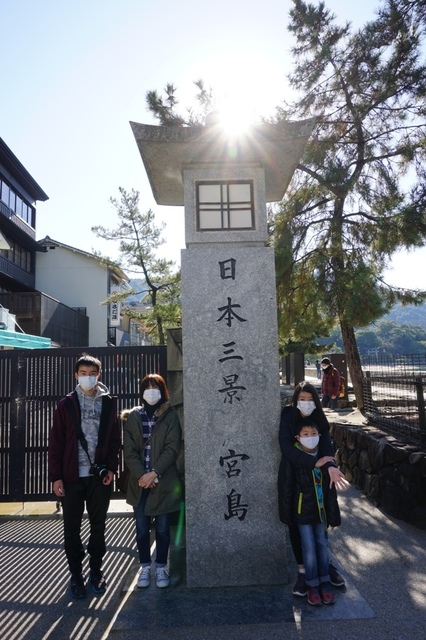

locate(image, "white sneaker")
[[137, 565, 151, 588], [156, 566, 170, 588]]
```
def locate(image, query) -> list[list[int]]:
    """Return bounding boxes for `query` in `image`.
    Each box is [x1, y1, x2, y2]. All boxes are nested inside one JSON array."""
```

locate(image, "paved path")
[[0, 513, 136, 640], [107, 483, 426, 640]]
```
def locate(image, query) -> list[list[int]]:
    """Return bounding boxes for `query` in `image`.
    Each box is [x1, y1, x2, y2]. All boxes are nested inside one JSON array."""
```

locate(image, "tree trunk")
[[151, 288, 165, 344], [340, 321, 364, 411], [157, 314, 165, 345]]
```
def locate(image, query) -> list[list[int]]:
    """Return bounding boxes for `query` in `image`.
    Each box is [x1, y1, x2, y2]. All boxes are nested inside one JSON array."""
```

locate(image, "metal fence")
[[0, 345, 167, 502], [361, 353, 426, 444]]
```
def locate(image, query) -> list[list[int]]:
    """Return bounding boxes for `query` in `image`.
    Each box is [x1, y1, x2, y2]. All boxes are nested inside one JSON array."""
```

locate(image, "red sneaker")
[[307, 587, 322, 606], [320, 583, 335, 605]]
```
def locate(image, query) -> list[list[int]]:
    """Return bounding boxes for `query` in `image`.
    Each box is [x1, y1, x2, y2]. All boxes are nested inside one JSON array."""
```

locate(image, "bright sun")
[[215, 99, 257, 135], [187, 48, 288, 135]]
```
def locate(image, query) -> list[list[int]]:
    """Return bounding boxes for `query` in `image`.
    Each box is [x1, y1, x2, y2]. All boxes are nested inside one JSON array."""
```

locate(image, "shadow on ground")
[[0, 515, 136, 640]]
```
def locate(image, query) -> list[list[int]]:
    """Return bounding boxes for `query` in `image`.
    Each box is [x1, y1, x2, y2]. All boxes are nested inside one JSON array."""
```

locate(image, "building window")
[[0, 181, 10, 206], [108, 327, 117, 346], [1, 238, 33, 274], [0, 176, 35, 228], [196, 181, 254, 231]]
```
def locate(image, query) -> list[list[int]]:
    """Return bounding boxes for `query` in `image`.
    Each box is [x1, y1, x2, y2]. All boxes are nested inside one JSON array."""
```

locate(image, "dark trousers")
[[62, 476, 111, 575], [134, 489, 170, 566], [289, 523, 304, 565]]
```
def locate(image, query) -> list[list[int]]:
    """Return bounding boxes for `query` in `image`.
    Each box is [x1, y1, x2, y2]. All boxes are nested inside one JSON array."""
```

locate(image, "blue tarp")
[[0, 329, 51, 349]]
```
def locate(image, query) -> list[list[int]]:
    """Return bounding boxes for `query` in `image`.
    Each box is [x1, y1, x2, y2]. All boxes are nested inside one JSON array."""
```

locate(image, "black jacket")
[[278, 446, 341, 528], [49, 387, 121, 483]]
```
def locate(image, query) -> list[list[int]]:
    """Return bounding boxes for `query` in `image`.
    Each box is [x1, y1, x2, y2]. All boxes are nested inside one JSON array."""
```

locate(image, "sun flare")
[[215, 100, 256, 135], [188, 47, 288, 135]]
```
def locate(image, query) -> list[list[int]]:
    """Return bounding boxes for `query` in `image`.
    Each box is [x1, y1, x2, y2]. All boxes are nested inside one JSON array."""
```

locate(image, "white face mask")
[[297, 400, 316, 416], [78, 375, 98, 391], [299, 435, 320, 450], [143, 388, 162, 405]]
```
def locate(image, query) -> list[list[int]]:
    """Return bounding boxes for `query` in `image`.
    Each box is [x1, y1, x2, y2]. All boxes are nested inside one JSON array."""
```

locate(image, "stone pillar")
[[181, 163, 283, 587], [289, 352, 305, 387], [182, 246, 282, 586]]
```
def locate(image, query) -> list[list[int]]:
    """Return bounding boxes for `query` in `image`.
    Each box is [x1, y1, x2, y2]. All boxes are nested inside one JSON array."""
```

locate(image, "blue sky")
[[2, 0, 424, 288]]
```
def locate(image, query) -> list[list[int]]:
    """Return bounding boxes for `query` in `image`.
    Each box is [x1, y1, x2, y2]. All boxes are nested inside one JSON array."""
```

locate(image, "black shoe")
[[89, 570, 107, 594], [292, 572, 307, 596], [70, 573, 86, 599], [329, 563, 345, 587]]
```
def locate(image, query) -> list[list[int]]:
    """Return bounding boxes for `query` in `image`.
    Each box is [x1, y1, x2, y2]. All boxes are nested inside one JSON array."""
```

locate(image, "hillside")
[[381, 303, 426, 330]]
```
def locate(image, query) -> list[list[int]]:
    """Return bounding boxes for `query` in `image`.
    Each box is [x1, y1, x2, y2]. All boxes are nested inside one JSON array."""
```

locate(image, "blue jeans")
[[321, 395, 338, 409], [298, 522, 330, 587], [134, 489, 170, 566]]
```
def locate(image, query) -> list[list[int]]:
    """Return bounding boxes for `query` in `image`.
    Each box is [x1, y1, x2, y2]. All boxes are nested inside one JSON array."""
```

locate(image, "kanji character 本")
[[219, 449, 250, 477], [218, 341, 243, 363], [217, 297, 247, 327], [219, 258, 236, 280], [218, 374, 247, 403], [224, 489, 248, 521]]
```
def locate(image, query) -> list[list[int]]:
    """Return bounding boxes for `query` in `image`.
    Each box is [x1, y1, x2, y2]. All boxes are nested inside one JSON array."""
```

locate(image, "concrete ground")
[[109, 408, 426, 640], [108, 434, 426, 640], [1, 408, 425, 640]]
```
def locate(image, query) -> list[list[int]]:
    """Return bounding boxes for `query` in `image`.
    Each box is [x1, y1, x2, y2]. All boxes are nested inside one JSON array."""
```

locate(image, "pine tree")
[[146, 80, 214, 126], [92, 187, 181, 344], [274, 0, 426, 408]]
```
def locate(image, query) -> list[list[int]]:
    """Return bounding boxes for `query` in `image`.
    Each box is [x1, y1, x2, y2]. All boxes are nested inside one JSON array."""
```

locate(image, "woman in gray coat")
[[122, 373, 182, 589]]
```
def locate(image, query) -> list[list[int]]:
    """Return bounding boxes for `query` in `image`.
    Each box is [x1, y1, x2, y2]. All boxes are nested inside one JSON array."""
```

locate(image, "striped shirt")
[[140, 405, 157, 472]]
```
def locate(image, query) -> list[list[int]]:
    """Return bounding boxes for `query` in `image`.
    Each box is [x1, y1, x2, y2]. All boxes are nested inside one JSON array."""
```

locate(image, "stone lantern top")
[[130, 118, 316, 206]]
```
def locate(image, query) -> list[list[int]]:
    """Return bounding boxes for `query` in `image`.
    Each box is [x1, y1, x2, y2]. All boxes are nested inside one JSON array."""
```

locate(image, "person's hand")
[[53, 479, 65, 497], [103, 470, 114, 485], [138, 471, 158, 489], [315, 456, 335, 468], [328, 466, 350, 491]]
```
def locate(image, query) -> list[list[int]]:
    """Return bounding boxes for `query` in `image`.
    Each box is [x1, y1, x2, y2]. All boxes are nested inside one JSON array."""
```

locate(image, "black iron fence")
[[361, 353, 426, 444], [0, 345, 167, 502]]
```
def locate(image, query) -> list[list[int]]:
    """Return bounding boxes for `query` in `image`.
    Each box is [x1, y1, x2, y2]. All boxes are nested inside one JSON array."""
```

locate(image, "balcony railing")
[[0, 200, 35, 238], [0, 254, 35, 288]]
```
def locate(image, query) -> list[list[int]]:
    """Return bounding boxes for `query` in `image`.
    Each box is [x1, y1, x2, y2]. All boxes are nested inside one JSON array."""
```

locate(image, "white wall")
[[36, 246, 108, 347]]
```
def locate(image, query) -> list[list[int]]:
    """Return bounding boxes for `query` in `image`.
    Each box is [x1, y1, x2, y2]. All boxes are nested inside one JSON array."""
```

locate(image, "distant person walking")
[[320, 357, 340, 410], [315, 360, 321, 379], [49, 354, 121, 599]]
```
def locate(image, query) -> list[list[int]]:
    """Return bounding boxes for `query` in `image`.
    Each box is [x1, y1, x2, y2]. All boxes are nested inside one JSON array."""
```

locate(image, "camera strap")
[[66, 391, 114, 467], [66, 393, 94, 467]]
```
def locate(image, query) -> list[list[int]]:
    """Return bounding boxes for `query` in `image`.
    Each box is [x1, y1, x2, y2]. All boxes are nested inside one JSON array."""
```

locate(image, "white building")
[[36, 236, 129, 347]]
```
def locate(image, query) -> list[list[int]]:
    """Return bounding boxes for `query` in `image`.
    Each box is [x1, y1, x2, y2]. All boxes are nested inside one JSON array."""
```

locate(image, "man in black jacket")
[[49, 354, 121, 599]]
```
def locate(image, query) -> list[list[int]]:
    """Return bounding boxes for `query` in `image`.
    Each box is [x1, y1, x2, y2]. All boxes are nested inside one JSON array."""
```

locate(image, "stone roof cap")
[[130, 118, 316, 206]]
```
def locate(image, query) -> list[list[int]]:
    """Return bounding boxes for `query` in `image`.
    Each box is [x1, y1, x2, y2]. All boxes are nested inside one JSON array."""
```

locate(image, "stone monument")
[[131, 117, 315, 588]]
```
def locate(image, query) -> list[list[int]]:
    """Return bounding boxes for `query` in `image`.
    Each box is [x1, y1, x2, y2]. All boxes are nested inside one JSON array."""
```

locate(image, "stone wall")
[[331, 422, 426, 529]]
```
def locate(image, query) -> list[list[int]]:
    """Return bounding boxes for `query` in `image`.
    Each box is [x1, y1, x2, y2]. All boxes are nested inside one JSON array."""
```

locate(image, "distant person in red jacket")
[[49, 354, 121, 600], [320, 358, 340, 410]]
